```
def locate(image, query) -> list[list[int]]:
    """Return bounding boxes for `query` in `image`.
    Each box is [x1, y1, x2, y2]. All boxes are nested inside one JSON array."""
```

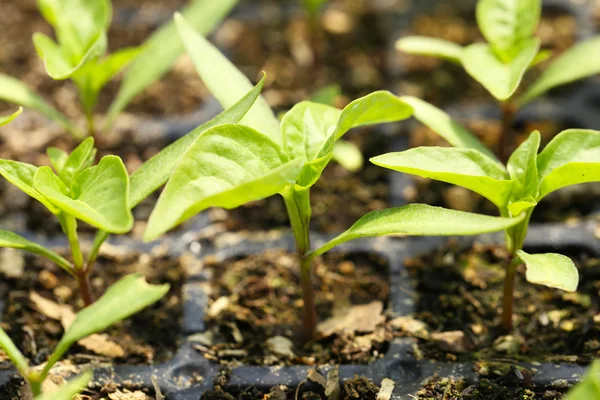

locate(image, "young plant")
[[396, 0, 600, 159], [0, 274, 168, 398], [0, 0, 238, 139], [142, 13, 525, 339], [371, 129, 600, 330]]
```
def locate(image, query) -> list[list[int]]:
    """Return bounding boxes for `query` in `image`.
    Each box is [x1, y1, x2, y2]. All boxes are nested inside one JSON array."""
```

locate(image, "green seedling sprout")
[[142, 13, 525, 339], [372, 129, 600, 330], [0, 0, 238, 139], [396, 0, 600, 159], [0, 274, 168, 398]]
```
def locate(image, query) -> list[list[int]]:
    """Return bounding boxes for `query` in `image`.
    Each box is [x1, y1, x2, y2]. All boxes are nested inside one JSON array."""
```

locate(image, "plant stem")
[[29, 380, 42, 397], [65, 216, 84, 270], [300, 256, 317, 341], [498, 101, 517, 162], [76, 269, 94, 307], [501, 256, 522, 331], [86, 112, 95, 140]]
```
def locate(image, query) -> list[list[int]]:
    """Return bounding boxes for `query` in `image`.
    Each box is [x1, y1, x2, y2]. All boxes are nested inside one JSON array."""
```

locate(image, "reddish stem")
[[501, 255, 517, 331], [76, 270, 94, 307]]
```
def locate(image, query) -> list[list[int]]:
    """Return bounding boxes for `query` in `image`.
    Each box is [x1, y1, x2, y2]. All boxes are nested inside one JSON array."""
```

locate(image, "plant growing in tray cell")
[[396, 0, 600, 159], [0, 274, 168, 398], [0, 0, 238, 139], [371, 128, 600, 329], [142, 13, 526, 339]]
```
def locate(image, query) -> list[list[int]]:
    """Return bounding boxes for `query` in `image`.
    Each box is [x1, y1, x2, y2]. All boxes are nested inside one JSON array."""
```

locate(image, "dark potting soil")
[[402, 239, 600, 364], [198, 249, 393, 366], [0, 243, 184, 366]]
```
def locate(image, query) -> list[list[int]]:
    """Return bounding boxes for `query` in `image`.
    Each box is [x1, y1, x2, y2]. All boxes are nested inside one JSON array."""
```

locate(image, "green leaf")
[[47, 147, 68, 173], [59, 137, 96, 184], [41, 274, 168, 379], [332, 140, 363, 172], [521, 37, 600, 105], [0, 74, 80, 137], [106, 0, 237, 126], [129, 77, 266, 209], [371, 147, 512, 207], [310, 204, 524, 259], [0, 160, 58, 213], [507, 131, 540, 200], [174, 12, 281, 144], [528, 49, 551, 69], [144, 124, 303, 241], [536, 129, 600, 199], [395, 36, 463, 64], [0, 230, 72, 273], [35, 372, 92, 400], [400, 96, 496, 160], [565, 361, 600, 400], [476, 0, 541, 60], [507, 197, 537, 216], [0, 107, 22, 126], [516, 250, 578, 292], [0, 327, 30, 377], [34, 156, 133, 233], [302, 0, 328, 20], [462, 38, 540, 101]]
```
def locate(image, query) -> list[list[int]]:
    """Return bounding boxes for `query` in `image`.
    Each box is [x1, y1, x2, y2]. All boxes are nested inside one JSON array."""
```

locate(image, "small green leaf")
[[565, 361, 600, 400], [174, 12, 281, 144], [476, 0, 541, 60], [395, 36, 463, 64], [400, 96, 496, 160], [332, 140, 363, 172], [35, 372, 92, 400], [144, 124, 303, 241], [521, 36, 600, 104], [47, 147, 68, 173], [0, 230, 72, 273], [129, 77, 266, 209], [462, 38, 540, 101], [516, 250, 578, 292], [0, 327, 30, 377], [310, 204, 524, 259], [0, 74, 80, 137], [0, 160, 58, 213], [302, 0, 328, 20], [59, 137, 96, 184], [41, 274, 168, 379], [106, 0, 237, 126], [536, 129, 600, 199], [34, 156, 133, 233], [507, 197, 537, 216], [0, 107, 22, 126], [507, 131, 540, 200], [371, 147, 512, 207], [528, 49, 552, 69]]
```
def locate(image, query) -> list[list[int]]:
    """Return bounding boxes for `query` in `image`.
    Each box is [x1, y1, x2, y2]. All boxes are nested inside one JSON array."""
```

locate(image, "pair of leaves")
[[0, 274, 168, 394]]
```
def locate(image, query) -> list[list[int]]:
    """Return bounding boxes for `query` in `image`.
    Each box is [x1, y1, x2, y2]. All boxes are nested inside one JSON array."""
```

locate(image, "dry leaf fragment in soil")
[[108, 389, 153, 400], [430, 330, 473, 354], [316, 301, 384, 337]]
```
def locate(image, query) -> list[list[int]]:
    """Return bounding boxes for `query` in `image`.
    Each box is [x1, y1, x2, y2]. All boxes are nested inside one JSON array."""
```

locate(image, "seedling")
[[142, 14, 525, 339], [372, 129, 600, 329], [0, 274, 168, 398], [0, 0, 238, 139], [396, 0, 600, 159]]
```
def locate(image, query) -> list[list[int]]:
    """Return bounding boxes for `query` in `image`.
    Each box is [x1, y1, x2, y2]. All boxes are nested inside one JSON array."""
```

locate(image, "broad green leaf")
[[521, 37, 600, 104], [35, 372, 92, 400], [0, 327, 29, 377], [507, 131, 540, 200], [400, 96, 496, 160], [395, 36, 463, 64], [59, 137, 96, 184], [332, 140, 363, 172], [565, 361, 600, 400], [0, 107, 22, 126], [107, 0, 237, 126], [462, 38, 540, 101], [144, 124, 303, 241], [34, 156, 133, 233], [0, 160, 58, 213], [129, 77, 266, 208], [476, 0, 541, 60], [0, 230, 72, 273], [41, 274, 169, 379], [507, 197, 537, 216], [536, 129, 600, 199], [516, 250, 578, 292], [310, 204, 524, 259], [371, 147, 512, 207], [0, 74, 80, 137], [47, 147, 68, 173], [174, 13, 281, 144]]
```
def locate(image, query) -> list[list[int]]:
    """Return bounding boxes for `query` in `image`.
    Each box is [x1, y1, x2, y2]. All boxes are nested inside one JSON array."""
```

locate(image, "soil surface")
[[402, 240, 600, 364], [197, 249, 393, 365], [0, 243, 184, 366]]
